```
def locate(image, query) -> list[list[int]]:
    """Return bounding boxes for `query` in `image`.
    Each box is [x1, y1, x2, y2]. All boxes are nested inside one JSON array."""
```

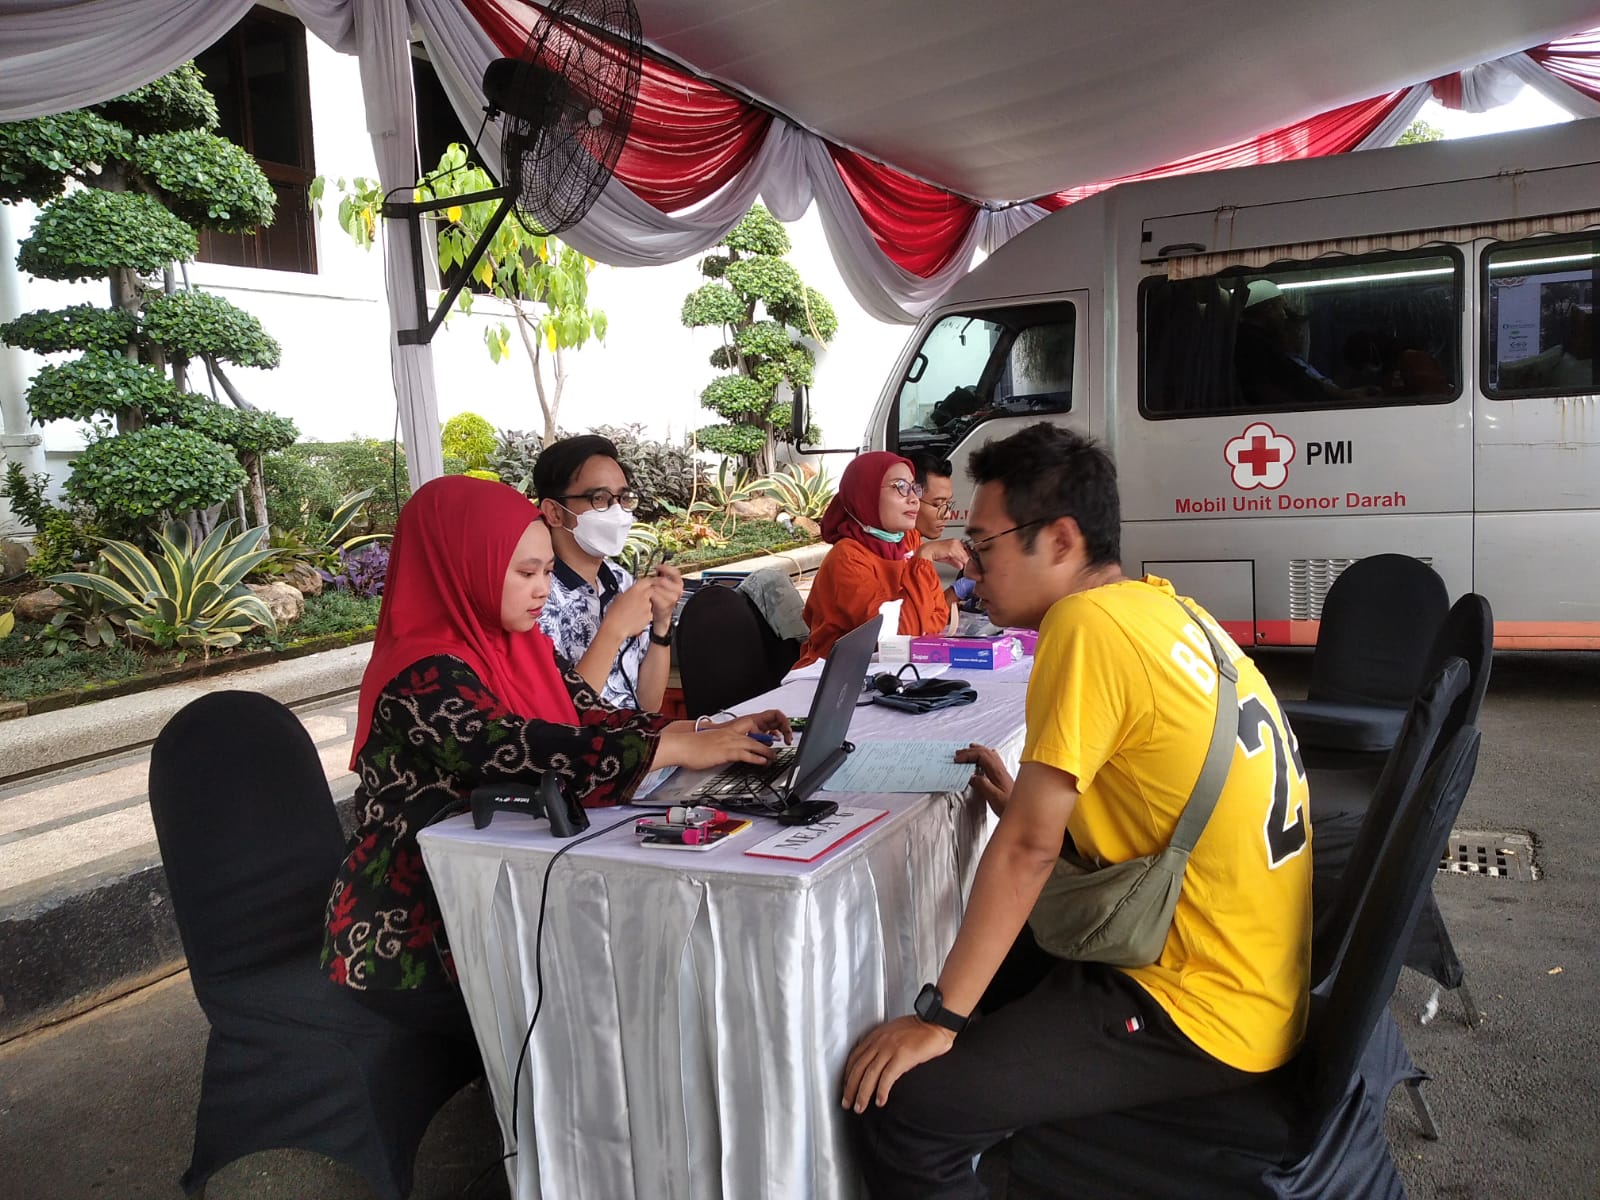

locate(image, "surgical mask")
[[569, 504, 634, 559], [864, 524, 906, 544]]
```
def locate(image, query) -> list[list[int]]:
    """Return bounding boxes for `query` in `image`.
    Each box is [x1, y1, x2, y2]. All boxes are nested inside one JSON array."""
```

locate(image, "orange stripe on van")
[[1253, 619, 1600, 650], [1492, 622, 1600, 651]]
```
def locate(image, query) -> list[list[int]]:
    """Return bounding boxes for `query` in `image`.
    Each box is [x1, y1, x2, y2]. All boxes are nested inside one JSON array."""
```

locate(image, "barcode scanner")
[[469, 773, 589, 837]]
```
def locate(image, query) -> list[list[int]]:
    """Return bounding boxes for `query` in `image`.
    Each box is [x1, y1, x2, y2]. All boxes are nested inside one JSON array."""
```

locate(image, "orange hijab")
[[352, 476, 578, 764]]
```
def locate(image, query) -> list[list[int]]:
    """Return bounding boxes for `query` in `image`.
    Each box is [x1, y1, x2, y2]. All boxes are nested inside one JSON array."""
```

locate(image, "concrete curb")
[[0, 644, 371, 786]]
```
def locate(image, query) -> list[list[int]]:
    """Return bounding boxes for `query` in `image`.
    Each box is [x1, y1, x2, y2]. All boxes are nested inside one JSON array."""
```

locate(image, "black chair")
[[1280, 553, 1449, 761], [676, 582, 801, 718], [148, 691, 481, 1199], [1311, 592, 1494, 1026], [995, 728, 1483, 1200]]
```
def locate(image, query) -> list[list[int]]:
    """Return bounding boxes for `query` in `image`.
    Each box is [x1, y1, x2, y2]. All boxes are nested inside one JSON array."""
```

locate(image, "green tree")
[[0, 65, 292, 539], [680, 205, 837, 473], [315, 143, 606, 445], [1397, 119, 1446, 145]]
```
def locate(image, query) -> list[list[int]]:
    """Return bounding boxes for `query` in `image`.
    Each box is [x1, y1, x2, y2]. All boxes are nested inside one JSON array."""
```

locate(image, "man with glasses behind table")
[[534, 434, 682, 711], [904, 450, 975, 615], [844, 423, 1312, 1199]]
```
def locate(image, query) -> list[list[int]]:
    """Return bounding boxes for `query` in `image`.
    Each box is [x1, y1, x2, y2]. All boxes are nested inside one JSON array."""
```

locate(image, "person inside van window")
[[794, 452, 953, 668], [533, 434, 682, 712], [1233, 280, 1361, 407], [905, 450, 975, 612], [323, 476, 789, 1038]]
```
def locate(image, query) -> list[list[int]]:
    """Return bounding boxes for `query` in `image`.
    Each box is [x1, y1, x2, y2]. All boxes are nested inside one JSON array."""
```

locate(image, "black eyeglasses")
[[557, 487, 641, 513], [919, 496, 954, 517], [961, 518, 1051, 574]]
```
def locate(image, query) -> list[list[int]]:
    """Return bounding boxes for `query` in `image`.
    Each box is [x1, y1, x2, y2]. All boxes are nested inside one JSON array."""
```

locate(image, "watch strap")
[[649, 626, 673, 647], [916, 983, 970, 1034]]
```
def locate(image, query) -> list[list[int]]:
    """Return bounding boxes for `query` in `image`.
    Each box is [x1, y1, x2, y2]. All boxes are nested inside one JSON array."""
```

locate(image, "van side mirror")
[[789, 384, 809, 446]]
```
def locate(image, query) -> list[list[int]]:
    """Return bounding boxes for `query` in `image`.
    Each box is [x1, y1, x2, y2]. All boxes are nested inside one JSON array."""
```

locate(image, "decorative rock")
[[247, 581, 305, 624], [792, 516, 821, 539], [1, 539, 29, 581], [282, 561, 324, 597], [13, 588, 65, 623], [729, 496, 781, 521]]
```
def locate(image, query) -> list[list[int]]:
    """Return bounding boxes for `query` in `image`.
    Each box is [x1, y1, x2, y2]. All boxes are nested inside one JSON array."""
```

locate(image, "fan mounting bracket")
[[382, 186, 515, 346]]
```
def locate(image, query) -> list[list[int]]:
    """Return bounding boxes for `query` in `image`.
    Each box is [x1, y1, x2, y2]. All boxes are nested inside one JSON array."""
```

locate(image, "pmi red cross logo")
[[1224, 422, 1295, 490]]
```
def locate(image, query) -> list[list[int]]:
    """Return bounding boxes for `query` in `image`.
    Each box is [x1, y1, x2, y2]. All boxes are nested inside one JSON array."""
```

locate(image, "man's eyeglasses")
[[961, 518, 1051, 574], [919, 496, 954, 517], [884, 479, 925, 500], [558, 487, 641, 513]]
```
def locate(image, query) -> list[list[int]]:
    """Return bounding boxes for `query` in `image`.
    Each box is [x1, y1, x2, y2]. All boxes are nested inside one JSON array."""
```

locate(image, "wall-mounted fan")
[[389, 0, 643, 344]]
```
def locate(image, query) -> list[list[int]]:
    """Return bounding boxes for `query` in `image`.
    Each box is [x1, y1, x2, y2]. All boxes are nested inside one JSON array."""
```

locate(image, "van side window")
[[1139, 251, 1461, 418], [892, 303, 1075, 458], [1484, 234, 1597, 399]]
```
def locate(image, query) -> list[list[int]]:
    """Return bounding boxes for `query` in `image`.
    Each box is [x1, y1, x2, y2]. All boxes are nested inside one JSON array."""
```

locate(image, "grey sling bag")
[[1027, 599, 1239, 968]]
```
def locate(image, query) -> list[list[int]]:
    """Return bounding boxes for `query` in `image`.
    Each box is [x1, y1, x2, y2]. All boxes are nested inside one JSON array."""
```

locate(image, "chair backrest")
[[1309, 554, 1449, 707], [1303, 726, 1481, 1133], [676, 584, 799, 718], [148, 690, 345, 985], [1310, 657, 1469, 984], [1421, 592, 1493, 738]]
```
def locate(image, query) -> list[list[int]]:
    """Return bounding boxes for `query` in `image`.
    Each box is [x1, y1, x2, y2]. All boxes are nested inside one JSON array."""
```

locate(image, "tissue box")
[[910, 635, 1023, 669], [1003, 628, 1040, 655]]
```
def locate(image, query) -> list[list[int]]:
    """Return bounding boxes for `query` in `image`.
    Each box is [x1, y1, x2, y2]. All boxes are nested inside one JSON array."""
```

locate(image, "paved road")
[[0, 650, 1596, 1199]]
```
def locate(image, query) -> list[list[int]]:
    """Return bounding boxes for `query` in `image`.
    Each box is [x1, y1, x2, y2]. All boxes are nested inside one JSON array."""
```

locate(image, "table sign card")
[[744, 808, 889, 863]]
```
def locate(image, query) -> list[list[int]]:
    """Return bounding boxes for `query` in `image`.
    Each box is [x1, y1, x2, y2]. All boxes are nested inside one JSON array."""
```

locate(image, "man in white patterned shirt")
[[534, 435, 682, 710]]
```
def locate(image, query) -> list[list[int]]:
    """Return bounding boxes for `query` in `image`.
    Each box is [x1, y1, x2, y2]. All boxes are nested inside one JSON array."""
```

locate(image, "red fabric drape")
[[828, 147, 980, 277], [465, 0, 770, 210], [1528, 28, 1600, 100], [1036, 91, 1411, 212]]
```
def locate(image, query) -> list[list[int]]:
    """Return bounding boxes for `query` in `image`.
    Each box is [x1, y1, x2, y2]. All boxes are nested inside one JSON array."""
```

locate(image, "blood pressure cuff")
[[870, 677, 978, 714]]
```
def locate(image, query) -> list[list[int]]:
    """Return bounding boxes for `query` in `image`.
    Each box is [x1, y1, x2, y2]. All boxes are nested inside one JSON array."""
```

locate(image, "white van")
[[854, 118, 1600, 650]]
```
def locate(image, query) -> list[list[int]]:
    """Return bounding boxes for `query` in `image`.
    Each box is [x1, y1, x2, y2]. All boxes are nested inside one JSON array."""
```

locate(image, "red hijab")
[[820, 451, 917, 561], [352, 475, 578, 763]]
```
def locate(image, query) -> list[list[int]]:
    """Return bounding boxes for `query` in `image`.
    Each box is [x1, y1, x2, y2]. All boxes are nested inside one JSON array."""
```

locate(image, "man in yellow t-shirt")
[[844, 424, 1311, 1200]]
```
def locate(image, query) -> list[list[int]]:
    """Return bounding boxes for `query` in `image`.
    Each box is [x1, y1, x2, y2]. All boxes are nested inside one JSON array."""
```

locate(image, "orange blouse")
[[795, 533, 951, 667]]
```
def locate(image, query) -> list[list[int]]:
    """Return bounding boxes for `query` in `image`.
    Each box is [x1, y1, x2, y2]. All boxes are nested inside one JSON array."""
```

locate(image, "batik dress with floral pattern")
[[322, 654, 671, 992]]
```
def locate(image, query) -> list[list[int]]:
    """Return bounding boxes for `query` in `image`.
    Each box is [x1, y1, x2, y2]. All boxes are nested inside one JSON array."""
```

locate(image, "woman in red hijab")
[[324, 476, 788, 1035], [794, 452, 954, 668]]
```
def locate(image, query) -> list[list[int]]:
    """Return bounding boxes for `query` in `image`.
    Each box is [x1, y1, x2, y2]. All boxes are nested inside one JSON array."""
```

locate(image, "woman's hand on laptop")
[[955, 743, 1013, 816], [716, 709, 794, 744], [657, 724, 780, 771]]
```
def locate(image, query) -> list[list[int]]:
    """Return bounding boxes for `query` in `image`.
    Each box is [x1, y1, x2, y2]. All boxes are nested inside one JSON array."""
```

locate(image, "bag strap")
[[1166, 598, 1239, 856]]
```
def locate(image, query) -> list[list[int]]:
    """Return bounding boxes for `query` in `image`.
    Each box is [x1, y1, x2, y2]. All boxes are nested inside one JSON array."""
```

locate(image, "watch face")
[[914, 983, 940, 1021]]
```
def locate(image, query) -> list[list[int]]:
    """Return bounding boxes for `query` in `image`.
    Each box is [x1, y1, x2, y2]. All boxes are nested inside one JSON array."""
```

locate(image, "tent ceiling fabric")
[[635, 0, 1600, 203]]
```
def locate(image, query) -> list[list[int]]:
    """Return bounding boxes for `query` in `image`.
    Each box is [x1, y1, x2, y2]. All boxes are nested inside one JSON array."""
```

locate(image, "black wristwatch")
[[914, 983, 971, 1034], [649, 625, 673, 647]]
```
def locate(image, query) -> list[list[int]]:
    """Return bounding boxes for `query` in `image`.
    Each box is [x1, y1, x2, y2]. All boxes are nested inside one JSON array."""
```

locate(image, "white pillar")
[[0, 203, 47, 529]]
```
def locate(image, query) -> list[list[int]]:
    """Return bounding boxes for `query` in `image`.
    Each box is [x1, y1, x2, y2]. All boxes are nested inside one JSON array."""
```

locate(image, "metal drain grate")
[[1439, 830, 1538, 881]]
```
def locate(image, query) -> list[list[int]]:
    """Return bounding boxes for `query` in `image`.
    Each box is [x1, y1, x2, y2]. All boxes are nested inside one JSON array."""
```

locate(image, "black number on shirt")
[[1236, 695, 1308, 868]]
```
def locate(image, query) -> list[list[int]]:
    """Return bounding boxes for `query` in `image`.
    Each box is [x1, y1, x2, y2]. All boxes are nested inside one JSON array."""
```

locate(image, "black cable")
[[503, 811, 637, 1167]]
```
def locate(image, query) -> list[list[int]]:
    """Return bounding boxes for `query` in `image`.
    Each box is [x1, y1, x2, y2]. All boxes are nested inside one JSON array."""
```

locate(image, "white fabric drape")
[[1504, 49, 1600, 116]]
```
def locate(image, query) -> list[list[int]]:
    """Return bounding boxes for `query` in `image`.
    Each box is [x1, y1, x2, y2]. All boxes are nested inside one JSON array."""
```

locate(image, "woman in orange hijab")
[[324, 476, 788, 1037], [795, 452, 955, 668]]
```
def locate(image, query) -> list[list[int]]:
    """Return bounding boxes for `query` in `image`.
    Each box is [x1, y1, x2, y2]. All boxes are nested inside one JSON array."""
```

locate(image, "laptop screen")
[[784, 614, 883, 791]]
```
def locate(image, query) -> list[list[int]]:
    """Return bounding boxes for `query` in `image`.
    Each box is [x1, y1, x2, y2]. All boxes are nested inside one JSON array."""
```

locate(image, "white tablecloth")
[[418, 660, 1032, 1200]]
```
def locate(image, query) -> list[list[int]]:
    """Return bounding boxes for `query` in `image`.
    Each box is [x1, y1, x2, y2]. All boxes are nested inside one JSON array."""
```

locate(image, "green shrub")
[[51, 518, 279, 650], [287, 590, 382, 640], [93, 63, 218, 135], [29, 510, 97, 576], [15, 189, 197, 281], [442, 412, 497, 471], [0, 304, 137, 355], [140, 290, 281, 367], [0, 111, 131, 205], [132, 129, 277, 233], [265, 440, 409, 532], [590, 423, 705, 521], [487, 428, 546, 496], [66, 426, 248, 536], [24, 351, 182, 424]]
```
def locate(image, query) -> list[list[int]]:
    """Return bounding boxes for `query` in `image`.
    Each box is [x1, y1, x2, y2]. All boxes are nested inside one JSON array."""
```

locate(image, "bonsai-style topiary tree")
[[681, 205, 837, 474], [0, 64, 292, 542]]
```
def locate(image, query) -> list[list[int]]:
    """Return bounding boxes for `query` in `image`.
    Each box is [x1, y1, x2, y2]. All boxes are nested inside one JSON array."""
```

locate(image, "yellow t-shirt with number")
[[1022, 575, 1311, 1073]]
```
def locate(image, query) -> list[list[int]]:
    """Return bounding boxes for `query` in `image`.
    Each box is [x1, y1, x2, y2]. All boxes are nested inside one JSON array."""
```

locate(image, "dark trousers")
[[852, 930, 1252, 1200], [348, 981, 480, 1047]]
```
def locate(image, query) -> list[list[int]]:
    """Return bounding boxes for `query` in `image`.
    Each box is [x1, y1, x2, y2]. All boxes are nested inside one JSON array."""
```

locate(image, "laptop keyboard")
[[695, 747, 798, 799]]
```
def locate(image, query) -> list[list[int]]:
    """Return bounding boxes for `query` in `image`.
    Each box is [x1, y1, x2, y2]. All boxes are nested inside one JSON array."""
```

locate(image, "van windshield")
[[892, 302, 1075, 457]]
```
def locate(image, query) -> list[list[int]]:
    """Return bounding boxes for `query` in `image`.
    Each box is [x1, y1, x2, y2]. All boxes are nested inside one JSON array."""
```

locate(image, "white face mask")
[[569, 503, 634, 559]]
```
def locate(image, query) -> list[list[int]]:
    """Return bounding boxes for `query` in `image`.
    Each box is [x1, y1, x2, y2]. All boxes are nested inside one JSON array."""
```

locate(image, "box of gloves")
[[910, 634, 1024, 669]]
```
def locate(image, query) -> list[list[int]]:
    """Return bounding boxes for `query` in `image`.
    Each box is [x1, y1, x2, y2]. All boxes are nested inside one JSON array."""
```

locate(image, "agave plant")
[[757, 464, 835, 519], [703, 459, 759, 511], [50, 519, 282, 650], [617, 521, 662, 576]]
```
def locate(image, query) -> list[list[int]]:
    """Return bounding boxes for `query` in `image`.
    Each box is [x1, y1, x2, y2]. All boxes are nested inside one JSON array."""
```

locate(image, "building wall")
[[0, 34, 911, 514]]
